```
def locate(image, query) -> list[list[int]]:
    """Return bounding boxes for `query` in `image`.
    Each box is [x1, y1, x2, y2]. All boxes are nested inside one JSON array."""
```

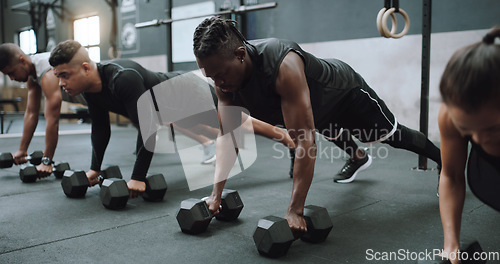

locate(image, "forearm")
[[19, 112, 39, 151], [439, 173, 466, 250], [90, 126, 111, 171], [288, 139, 316, 215], [43, 115, 60, 159], [251, 118, 295, 148], [212, 131, 238, 197], [130, 147, 154, 182]]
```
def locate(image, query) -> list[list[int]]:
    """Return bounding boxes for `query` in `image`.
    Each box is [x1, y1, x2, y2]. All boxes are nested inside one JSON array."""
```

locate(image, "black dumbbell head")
[[53, 162, 71, 179], [459, 239, 485, 264], [61, 170, 89, 198], [253, 215, 294, 258], [417, 258, 450, 264], [417, 239, 484, 264], [19, 165, 38, 183], [100, 165, 122, 180], [142, 173, 167, 202], [29, 151, 43, 165], [0, 152, 14, 168], [99, 178, 129, 210], [300, 205, 333, 243], [215, 189, 244, 221], [176, 198, 212, 234]]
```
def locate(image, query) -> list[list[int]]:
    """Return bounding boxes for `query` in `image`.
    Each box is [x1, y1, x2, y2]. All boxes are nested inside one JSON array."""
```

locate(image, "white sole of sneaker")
[[335, 154, 373, 183], [201, 155, 216, 164]]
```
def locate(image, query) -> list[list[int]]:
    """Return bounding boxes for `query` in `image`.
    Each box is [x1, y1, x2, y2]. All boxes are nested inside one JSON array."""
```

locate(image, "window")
[[74, 16, 100, 62], [19, 29, 37, 55]]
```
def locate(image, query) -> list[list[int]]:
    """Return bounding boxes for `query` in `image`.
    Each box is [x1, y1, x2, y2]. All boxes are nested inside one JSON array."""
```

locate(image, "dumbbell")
[[0, 150, 43, 168], [102, 167, 167, 202], [61, 166, 129, 210], [176, 189, 244, 234], [61, 165, 123, 198], [62, 166, 167, 209], [142, 173, 168, 202], [417, 239, 486, 264], [253, 205, 333, 258], [100, 173, 168, 209], [19, 162, 71, 183]]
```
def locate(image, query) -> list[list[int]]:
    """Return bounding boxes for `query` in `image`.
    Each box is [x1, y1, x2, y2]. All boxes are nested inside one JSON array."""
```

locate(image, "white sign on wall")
[[172, 1, 215, 63]]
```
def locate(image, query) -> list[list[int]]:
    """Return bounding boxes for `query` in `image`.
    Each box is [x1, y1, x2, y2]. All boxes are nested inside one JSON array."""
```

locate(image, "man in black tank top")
[[193, 17, 441, 236]]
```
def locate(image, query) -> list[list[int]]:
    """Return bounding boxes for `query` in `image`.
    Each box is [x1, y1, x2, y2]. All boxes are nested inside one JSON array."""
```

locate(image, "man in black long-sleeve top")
[[48, 40, 175, 196]]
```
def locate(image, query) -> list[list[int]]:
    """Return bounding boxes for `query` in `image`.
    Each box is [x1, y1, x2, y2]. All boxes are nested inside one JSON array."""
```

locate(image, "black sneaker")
[[333, 154, 372, 183]]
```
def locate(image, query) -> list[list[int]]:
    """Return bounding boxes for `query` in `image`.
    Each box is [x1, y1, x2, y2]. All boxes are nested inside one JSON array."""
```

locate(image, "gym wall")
[[1, 0, 498, 141]]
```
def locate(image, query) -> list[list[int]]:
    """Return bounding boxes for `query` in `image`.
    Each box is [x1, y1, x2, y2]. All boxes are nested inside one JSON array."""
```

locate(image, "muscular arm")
[[250, 116, 295, 149], [276, 52, 317, 235], [437, 103, 468, 259], [15, 78, 42, 162], [40, 70, 62, 160], [206, 86, 242, 214]]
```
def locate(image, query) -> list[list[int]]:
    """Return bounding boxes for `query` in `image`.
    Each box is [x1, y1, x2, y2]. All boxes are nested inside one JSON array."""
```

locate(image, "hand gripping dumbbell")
[[19, 162, 71, 183], [253, 205, 333, 258], [61, 166, 128, 210], [100, 172, 168, 209], [417, 239, 486, 264], [176, 189, 244, 234], [102, 167, 167, 202], [0, 150, 43, 168], [62, 166, 167, 209], [61, 165, 123, 197]]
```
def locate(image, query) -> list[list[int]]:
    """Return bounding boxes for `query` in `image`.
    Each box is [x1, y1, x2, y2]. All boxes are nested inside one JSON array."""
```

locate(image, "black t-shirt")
[[84, 59, 181, 181]]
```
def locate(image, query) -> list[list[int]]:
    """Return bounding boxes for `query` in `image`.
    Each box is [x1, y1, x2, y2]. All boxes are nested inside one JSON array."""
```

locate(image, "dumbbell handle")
[[14, 151, 43, 164], [201, 196, 223, 212], [12, 153, 38, 162]]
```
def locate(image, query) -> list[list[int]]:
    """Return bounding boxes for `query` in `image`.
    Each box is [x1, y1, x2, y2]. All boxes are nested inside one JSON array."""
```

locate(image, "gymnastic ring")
[[381, 7, 410, 39], [108, 46, 122, 59], [376, 8, 398, 38]]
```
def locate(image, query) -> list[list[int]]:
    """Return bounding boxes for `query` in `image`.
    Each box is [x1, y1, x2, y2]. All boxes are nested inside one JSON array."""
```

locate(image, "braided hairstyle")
[[193, 17, 247, 59], [440, 27, 500, 111]]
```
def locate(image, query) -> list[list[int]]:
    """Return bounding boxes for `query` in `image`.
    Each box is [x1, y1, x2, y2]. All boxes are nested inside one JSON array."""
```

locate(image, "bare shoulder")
[[276, 51, 306, 96], [40, 69, 61, 94], [438, 103, 460, 138]]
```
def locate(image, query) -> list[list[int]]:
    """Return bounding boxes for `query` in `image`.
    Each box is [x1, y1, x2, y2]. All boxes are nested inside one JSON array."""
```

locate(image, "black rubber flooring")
[[1, 123, 499, 264]]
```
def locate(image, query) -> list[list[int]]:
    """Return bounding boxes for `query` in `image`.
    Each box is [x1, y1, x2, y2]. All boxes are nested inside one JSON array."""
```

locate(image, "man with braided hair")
[[193, 17, 441, 235]]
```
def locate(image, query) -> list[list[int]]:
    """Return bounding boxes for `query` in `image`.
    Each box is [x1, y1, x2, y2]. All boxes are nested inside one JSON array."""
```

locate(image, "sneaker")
[[201, 140, 216, 164], [333, 154, 372, 183]]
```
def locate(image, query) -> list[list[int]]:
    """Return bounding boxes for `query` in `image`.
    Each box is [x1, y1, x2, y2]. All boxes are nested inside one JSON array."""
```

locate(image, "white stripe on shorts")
[[359, 88, 398, 144]]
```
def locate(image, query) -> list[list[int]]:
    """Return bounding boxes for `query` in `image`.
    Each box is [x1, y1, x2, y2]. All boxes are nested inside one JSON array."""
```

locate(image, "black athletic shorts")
[[321, 85, 397, 143]]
